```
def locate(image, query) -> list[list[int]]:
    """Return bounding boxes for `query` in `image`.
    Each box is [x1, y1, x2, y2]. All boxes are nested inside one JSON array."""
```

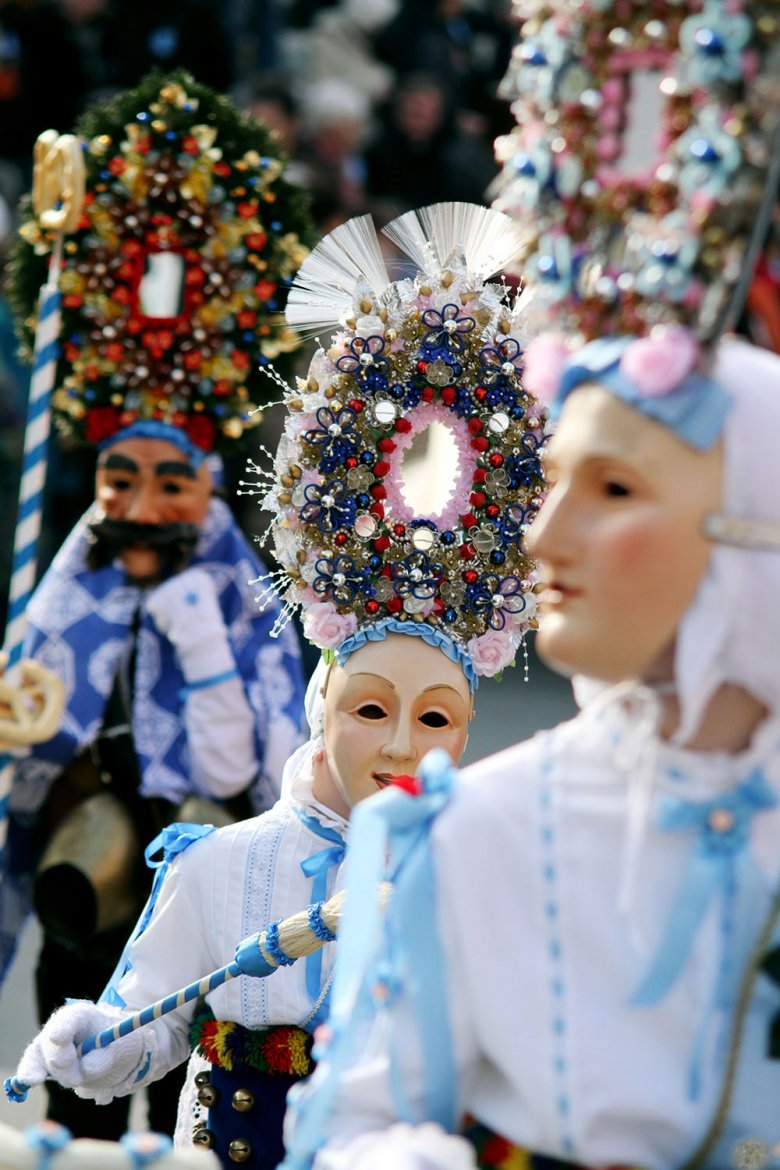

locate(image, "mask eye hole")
[[419, 710, 449, 729], [356, 703, 386, 720], [604, 479, 631, 498]]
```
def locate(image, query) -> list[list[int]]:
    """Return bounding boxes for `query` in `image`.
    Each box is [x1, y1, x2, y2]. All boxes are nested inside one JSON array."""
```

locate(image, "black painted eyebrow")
[[155, 461, 197, 480], [97, 454, 196, 479], [98, 453, 138, 473]]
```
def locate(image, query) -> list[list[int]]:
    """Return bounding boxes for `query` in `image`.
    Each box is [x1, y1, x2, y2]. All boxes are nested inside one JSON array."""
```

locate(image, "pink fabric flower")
[[523, 335, 571, 403], [466, 629, 518, 677], [620, 327, 700, 397], [303, 602, 358, 650]]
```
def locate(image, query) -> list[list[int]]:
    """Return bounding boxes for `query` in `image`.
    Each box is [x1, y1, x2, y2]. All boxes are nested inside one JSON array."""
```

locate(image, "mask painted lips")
[[542, 580, 581, 604], [373, 773, 395, 788]]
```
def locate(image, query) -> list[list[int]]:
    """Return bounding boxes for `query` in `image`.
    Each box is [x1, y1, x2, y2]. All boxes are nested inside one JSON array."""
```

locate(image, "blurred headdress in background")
[[492, 0, 780, 347], [7, 70, 315, 456]]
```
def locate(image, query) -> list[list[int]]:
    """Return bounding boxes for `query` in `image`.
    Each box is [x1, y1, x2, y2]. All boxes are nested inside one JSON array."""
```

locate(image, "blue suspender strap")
[[100, 822, 216, 1008], [295, 807, 347, 1003], [282, 748, 458, 1170]]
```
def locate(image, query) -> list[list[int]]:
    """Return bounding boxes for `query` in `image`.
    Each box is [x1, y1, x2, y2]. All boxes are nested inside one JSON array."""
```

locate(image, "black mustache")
[[85, 516, 199, 578]]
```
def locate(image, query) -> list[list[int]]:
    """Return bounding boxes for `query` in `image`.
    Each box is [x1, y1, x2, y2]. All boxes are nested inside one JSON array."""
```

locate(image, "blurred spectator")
[[371, 0, 512, 133], [0, 0, 88, 193], [290, 0, 397, 107], [219, 0, 281, 76], [57, 0, 116, 108], [297, 76, 370, 229], [101, 0, 234, 92], [286, 0, 339, 26], [364, 71, 497, 212], [243, 73, 315, 190]]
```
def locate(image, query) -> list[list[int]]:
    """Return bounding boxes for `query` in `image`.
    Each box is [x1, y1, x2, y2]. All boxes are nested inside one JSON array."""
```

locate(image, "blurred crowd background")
[[0, 0, 777, 638]]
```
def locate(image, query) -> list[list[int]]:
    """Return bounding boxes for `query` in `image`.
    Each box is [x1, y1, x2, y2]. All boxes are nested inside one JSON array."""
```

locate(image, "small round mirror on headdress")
[[249, 203, 548, 682], [398, 422, 460, 519]]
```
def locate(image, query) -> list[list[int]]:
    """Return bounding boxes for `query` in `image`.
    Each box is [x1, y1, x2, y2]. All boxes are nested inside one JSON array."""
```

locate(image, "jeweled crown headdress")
[[492, 0, 780, 347], [8, 70, 314, 454], [249, 203, 548, 683]]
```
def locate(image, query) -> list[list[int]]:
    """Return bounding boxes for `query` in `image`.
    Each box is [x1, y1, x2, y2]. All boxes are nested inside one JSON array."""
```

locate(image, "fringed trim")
[[189, 1006, 314, 1078]]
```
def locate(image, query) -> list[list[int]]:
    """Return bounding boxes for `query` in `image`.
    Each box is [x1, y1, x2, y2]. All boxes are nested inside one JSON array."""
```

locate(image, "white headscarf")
[[673, 337, 780, 742], [279, 657, 330, 803]]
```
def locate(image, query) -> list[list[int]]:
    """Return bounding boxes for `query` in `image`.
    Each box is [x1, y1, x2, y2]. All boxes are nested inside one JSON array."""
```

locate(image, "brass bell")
[[193, 1129, 216, 1149], [33, 791, 141, 941], [228, 1138, 253, 1163], [194, 1071, 211, 1088], [231, 1087, 255, 1112], [197, 1082, 220, 1108]]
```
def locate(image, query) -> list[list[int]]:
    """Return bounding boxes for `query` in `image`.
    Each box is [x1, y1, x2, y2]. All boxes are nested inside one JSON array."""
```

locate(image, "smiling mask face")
[[319, 633, 472, 813], [527, 383, 722, 684]]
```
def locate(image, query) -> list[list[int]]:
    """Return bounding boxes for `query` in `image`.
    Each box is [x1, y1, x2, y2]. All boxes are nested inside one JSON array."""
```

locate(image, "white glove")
[[145, 568, 236, 684], [14, 1001, 149, 1106]]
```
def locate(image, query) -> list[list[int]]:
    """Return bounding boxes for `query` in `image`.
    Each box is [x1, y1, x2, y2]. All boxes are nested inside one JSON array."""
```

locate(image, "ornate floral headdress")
[[492, 0, 780, 348], [248, 203, 548, 685], [7, 70, 314, 455]]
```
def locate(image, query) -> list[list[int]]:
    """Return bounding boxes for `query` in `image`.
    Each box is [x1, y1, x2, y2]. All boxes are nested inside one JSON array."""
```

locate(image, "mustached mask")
[[84, 516, 200, 578]]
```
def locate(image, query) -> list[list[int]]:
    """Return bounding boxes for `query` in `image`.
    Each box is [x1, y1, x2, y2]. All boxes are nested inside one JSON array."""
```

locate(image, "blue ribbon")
[[282, 749, 457, 1170], [555, 337, 733, 451], [632, 768, 776, 1006], [24, 1123, 72, 1170], [295, 808, 346, 1002], [119, 1132, 174, 1165], [178, 666, 240, 698], [631, 768, 777, 1094], [336, 618, 479, 693], [99, 419, 208, 466], [100, 822, 216, 1008]]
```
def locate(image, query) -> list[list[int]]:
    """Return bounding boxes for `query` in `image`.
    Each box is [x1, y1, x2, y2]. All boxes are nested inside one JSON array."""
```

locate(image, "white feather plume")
[[382, 202, 525, 281], [286, 214, 391, 335]]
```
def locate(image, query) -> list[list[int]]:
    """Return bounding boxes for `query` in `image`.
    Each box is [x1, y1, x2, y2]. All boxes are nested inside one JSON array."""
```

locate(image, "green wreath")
[[6, 70, 315, 454]]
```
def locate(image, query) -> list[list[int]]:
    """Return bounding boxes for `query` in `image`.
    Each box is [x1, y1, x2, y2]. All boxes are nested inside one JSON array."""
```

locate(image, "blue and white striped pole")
[[4, 928, 278, 1102], [0, 239, 64, 863]]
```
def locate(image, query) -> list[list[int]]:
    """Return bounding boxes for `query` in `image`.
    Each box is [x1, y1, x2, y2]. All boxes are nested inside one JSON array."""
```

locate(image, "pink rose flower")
[[303, 602, 358, 650], [620, 327, 700, 397], [466, 629, 518, 677], [523, 334, 571, 404]]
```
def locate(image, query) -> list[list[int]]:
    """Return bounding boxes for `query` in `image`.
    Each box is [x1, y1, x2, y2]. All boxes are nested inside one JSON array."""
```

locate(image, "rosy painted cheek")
[[599, 522, 667, 579]]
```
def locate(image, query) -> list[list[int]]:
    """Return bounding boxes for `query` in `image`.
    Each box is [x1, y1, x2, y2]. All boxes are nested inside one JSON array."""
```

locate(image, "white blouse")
[[305, 701, 780, 1169], [98, 784, 347, 1128]]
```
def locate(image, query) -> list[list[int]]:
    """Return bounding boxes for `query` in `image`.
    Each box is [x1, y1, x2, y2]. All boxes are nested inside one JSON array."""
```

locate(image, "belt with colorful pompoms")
[[189, 1005, 314, 1077]]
